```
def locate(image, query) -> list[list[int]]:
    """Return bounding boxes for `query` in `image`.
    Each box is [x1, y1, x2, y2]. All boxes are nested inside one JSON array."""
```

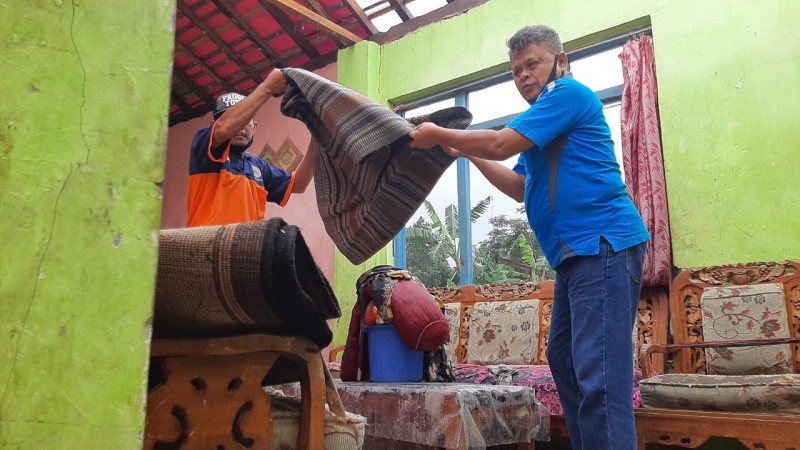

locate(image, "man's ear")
[[558, 52, 569, 72], [210, 119, 215, 126]]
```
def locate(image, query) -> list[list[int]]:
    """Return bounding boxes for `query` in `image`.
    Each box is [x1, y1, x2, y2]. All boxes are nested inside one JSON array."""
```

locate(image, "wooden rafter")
[[386, 0, 412, 21], [172, 68, 215, 106], [177, 1, 264, 84], [175, 40, 238, 94], [340, 0, 377, 34], [171, 91, 193, 114], [259, 1, 321, 59], [372, 0, 490, 44], [210, 0, 287, 68], [305, 0, 346, 47], [366, 0, 411, 19], [260, 0, 362, 44]]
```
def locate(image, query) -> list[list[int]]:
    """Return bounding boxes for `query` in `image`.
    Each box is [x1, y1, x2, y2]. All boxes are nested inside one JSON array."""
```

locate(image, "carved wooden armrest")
[[638, 344, 679, 379], [328, 344, 345, 363]]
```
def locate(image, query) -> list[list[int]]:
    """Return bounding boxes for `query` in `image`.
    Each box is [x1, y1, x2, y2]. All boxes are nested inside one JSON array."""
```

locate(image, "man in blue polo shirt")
[[410, 25, 649, 450]]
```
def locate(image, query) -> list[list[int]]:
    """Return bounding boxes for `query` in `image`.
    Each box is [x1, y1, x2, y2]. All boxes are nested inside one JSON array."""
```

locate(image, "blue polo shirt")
[[508, 77, 649, 268]]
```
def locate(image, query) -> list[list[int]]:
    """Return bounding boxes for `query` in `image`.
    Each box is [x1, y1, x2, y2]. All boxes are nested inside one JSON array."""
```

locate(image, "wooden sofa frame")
[[430, 281, 670, 441], [637, 260, 800, 450]]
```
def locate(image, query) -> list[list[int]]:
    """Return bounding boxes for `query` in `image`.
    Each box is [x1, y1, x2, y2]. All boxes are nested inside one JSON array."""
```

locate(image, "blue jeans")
[[547, 238, 646, 450]]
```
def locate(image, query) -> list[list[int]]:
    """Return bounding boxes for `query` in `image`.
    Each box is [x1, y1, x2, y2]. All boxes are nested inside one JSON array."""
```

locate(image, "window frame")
[[394, 32, 646, 286]]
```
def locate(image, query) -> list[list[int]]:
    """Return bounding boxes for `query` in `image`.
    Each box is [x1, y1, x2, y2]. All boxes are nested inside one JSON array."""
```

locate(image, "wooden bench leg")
[[298, 352, 326, 450]]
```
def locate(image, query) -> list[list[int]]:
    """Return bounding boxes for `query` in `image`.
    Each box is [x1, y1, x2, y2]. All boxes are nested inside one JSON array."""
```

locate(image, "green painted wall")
[[331, 41, 393, 349], [331, 248, 392, 349], [0, 1, 175, 448], [338, 0, 800, 270]]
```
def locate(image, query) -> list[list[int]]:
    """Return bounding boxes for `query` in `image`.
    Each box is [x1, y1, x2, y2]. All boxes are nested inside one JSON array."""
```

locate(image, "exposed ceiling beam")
[[171, 91, 193, 115], [259, 1, 321, 59], [260, 0, 362, 44], [170, 104, 214, 127], [371, 0, 490, 44], [386, 0, 412, 21], [175, 40, 238, 94], [305, 0, 346, 47], [177, 1, 264, 85], [172, 68, 215, 106], [340, 0, 377, 34], [210, 0, 287, 68]]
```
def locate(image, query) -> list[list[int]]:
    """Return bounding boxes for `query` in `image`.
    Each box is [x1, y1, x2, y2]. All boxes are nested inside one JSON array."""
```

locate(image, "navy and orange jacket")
[[186, 124, 295, 227]]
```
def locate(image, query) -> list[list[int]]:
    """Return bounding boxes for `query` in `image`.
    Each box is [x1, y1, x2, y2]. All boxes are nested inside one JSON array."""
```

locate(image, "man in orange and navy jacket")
[[186, 69, 316, 227]]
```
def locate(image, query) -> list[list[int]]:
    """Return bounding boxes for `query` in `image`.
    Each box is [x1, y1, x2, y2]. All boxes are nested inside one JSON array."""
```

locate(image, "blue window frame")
[[395, 32, 647, 287]]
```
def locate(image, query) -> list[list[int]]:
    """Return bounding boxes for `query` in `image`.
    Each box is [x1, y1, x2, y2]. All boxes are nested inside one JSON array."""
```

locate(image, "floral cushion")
[[640, 373, 800, 415], [454, 363, 646, 416], [443, 302, 461, 362], [465, 300, 540, 365], [700, 283, 792, 374]]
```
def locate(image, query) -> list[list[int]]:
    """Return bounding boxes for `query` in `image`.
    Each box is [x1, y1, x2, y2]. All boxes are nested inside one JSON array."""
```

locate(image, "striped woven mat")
[[280, 68, 472, 264], [153, 219, 340, 348]]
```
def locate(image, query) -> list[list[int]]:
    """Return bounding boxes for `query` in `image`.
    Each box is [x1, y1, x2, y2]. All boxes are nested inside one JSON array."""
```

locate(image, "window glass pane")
[[603, 101, 626, 182], [569, 46, 624, 93], [467, 80, 530, 125], [404, 97, 456, 120], [405, 164, 460, 288], [469, 156, 554, 284]]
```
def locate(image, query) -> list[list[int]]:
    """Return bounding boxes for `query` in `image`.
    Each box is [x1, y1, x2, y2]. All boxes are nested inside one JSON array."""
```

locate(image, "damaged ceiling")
[[169, 0, 489, 125]]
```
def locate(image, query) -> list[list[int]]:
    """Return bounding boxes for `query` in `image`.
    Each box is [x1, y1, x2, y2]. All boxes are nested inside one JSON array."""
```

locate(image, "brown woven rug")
[[280, 68, 473, 264], [154, 219, 340, 348]]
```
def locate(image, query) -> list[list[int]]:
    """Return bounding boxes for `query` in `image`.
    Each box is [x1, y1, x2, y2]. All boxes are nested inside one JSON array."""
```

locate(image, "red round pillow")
[[389, 279, 449, 352]]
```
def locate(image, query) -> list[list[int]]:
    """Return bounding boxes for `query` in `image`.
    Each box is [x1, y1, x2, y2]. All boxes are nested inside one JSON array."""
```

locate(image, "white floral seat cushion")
[[466, 300, 540, 365], [443, 302, 461, 363], [700, 283, 792, 374], [640, 373, 800, 415]]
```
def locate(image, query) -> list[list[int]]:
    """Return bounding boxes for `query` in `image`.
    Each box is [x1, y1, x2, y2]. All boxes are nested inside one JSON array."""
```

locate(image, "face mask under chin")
[[530, 57, 561, 105]]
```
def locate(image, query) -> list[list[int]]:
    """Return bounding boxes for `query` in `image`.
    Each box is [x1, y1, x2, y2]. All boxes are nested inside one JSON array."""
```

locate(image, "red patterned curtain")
[[619, 36, 672, 287]]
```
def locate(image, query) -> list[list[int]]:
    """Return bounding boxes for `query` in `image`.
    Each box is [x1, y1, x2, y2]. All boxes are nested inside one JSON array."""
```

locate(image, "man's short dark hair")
[[507, 25, 563, 58]]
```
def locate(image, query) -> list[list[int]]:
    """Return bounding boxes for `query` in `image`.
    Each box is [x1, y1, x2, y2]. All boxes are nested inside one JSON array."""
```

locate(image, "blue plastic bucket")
[[364, 324, 423, 382]]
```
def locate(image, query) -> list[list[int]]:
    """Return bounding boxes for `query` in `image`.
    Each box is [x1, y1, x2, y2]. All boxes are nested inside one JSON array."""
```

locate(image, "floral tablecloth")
[[272, 381, 549, 449]]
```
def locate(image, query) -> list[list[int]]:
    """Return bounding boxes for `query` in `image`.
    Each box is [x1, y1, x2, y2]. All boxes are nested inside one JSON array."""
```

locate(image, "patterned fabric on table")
[[280, 68, 472, 264], [454, 364, 647, 416], [267, 392, 366, 450], [640, 373, 800, 415], [154, 219, 341, 348], [466, 300, 540, 365], [700, 283, 792, 375]]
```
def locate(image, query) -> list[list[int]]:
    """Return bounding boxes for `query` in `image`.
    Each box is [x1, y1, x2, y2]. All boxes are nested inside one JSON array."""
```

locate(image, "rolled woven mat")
[[279, 67, 473, 265], [153, 219, 341, 348]]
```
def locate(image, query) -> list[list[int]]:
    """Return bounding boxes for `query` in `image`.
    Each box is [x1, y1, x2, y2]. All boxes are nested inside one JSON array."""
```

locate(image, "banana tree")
[[496, 233, 551, 282], [405, 196, 492, 285]]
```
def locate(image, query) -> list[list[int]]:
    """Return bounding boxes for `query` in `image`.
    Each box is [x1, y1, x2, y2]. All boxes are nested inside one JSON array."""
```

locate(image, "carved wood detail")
[[538, 299, 553, 364], [790, 284, 800, 373], [145, 334, 343, 450], [691, 261, 796, 286], [145, 353, 276, 450], [670, 260, 800, 374]]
